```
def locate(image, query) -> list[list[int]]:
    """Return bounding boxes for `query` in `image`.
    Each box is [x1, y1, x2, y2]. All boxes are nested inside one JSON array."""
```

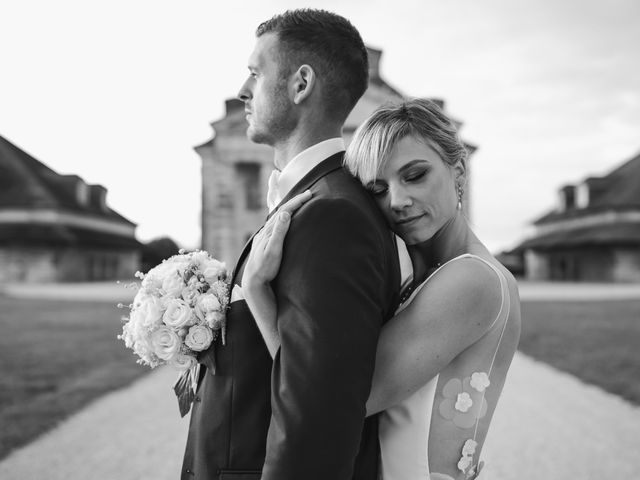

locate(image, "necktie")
[[267, 169, 282, 212]]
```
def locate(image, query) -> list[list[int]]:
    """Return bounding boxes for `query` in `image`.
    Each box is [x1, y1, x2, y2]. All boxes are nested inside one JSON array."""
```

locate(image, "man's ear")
[[292, 64, 316, 105]]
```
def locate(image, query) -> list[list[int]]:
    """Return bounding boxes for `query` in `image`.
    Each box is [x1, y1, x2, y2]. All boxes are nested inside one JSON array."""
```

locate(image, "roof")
[[515, 222, 640, 251], [0, 134, 136, 225], [0, 223, 142, 249], [534, 150, 640, 225]]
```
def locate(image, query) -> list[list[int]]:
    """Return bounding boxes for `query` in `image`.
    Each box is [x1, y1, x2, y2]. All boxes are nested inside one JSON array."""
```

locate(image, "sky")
[[1, 0, 639, 253]]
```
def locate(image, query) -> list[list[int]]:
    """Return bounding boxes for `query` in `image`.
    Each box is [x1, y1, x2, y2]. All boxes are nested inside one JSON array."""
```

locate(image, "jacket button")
[[185, 468, 194, 475], [194, 396, 201, 402]]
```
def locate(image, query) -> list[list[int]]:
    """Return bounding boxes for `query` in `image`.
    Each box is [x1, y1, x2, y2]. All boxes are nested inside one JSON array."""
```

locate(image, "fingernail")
[[279, 211, 290, 221]]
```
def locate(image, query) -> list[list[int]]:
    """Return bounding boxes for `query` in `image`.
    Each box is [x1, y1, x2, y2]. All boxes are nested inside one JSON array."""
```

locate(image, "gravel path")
[[1, 281, 639, 479], [1, 352, 639, 480]]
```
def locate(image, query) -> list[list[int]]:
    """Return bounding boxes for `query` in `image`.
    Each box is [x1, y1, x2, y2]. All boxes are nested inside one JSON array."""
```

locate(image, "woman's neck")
[[406, 212, 472, 283]]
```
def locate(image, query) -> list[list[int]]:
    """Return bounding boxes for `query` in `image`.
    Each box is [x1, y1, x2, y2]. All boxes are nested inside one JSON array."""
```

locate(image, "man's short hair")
[[257, 9, 369, 123]]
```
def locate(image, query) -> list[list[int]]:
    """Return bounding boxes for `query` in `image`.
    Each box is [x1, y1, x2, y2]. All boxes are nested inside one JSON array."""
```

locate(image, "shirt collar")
[[277, 137, 345, 200]]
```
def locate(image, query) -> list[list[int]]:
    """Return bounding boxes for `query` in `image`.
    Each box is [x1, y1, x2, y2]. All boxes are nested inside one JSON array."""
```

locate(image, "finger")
[[278, 190, 312, 216], [253, 226, 270, 251], [265, 210, 291, 253]]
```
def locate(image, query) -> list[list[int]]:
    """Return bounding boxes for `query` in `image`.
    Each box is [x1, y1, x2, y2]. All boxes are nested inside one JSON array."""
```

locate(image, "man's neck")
[[273, 124, 343, 170]]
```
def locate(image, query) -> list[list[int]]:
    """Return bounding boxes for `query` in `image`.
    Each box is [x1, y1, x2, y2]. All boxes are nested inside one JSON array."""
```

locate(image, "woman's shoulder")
[[409, 254, 508, 337]]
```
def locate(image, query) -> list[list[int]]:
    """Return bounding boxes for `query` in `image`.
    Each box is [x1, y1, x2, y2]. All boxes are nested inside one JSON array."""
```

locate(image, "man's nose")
[[237, 78, 252, 102]]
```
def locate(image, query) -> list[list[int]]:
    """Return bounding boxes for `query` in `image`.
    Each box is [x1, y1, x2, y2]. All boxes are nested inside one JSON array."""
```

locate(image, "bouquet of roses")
[[118, 249, 230, 416]]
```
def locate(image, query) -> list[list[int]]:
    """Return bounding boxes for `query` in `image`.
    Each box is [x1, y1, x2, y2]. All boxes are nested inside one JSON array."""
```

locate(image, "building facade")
[[0, 135, 141, 283], [198, 48, 476, 264], [516, 150, 640, 282]]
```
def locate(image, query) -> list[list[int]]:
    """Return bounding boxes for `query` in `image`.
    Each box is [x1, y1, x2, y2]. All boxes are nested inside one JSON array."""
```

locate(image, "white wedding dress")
[[378, 253, 511, 480]]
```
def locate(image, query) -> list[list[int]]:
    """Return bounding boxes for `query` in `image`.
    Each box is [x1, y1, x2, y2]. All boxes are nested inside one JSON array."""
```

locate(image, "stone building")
[[197, 47, 476, 264], [0, 134, 141, 283], [516, 150, 640, 282]]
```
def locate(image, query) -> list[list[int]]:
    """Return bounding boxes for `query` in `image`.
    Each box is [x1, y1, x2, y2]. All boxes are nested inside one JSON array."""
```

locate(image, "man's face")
[[237, 33, 297, 146]]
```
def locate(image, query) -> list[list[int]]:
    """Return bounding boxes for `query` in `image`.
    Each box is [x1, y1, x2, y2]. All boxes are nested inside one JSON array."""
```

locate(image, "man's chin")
[[246, 128, 271, 145]]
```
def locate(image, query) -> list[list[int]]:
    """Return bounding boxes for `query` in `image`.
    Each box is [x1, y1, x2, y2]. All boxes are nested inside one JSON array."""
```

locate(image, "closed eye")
[[366, 183, 388, 197], [404, 170, 427, 182]]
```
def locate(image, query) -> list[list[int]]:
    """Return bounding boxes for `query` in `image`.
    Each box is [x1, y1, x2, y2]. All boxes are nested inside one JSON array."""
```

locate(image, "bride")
[[242, 98, 521, 480]]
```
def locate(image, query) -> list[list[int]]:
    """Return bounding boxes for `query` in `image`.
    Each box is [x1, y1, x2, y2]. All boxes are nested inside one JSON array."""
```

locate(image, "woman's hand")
[[243, 190, 312, 288], [241, 190, 312, 358]]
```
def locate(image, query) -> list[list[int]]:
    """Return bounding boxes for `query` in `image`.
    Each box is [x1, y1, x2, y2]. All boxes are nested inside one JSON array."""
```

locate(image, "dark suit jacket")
[[181, 152, 400, 480]]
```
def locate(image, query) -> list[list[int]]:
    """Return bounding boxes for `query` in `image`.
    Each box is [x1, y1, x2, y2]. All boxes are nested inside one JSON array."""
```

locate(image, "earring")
[[457, 185, 464, 211]]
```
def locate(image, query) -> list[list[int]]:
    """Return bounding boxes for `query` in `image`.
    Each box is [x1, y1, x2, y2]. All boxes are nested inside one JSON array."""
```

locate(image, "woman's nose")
[[389, 184, 412, 210]]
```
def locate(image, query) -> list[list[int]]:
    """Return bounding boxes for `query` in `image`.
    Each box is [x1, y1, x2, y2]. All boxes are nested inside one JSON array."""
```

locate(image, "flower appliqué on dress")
[[439, 376, 488, 428], [470, 371, 490, 392], [457, 439, 478, 476], [455, 392, 473, 412]]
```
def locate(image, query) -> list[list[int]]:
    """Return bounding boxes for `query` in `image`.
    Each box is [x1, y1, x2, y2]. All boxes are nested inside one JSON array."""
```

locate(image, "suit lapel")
[[266, 152, 344, 221], [231, 152, 344, 288]]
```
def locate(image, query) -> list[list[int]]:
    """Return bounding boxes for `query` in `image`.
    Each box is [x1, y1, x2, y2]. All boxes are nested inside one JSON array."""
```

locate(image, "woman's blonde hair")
[[344, 98, 468, 184]]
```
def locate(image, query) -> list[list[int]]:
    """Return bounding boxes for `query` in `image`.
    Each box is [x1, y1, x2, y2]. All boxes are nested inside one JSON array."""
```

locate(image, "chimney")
[[89, 184, 108, 211], [57, 175, 89, 206], [558, 185, 576, 211], [366, 46, 382, 82], [576, 177, 608, 208]]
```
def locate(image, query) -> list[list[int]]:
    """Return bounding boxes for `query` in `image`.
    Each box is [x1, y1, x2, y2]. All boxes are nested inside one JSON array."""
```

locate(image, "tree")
[[141, 236, 181, 273]]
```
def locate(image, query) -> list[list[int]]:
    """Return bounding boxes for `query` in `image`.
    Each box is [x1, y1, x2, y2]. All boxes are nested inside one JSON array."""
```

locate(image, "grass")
[[519, 299, 640, 405], [0, 295, 148, 461]]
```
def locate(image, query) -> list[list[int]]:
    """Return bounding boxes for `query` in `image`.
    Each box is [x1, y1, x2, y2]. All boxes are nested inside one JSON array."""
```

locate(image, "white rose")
[[185, 325, 214, 352], [161, 271, 185, 298], [170, 353, 197, 371], [194, 294, 222, 322], [130, 294, 164, 328], [162, 298, 196, 329], [150, 326, 181, 361], [181, 286, 200, 306], [201, 260, 227, 285], [205, 311, 225, 331]]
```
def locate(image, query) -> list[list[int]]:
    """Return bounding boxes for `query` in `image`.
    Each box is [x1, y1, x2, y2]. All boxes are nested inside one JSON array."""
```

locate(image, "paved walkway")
[[3, 279, 640, 302], [1, 281, 639, 479], [1, 353, 639, 480]]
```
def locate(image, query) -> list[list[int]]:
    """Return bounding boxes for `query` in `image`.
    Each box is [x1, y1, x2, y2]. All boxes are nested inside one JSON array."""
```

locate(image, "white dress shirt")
[[267, 137, 345, 212]]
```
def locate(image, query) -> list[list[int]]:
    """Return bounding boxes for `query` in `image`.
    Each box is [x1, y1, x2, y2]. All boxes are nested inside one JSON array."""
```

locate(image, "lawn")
[[0, 296, 148, 461], [519, 299, 640, 405]]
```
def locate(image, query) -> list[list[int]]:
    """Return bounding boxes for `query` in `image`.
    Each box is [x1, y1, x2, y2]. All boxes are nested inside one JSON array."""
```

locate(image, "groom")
[[182, 9, 400, 480]]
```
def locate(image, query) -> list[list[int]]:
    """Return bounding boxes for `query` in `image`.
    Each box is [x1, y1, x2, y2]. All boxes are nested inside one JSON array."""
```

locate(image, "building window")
[[218, 191, 233, 209], [236, 162, 262, 210]]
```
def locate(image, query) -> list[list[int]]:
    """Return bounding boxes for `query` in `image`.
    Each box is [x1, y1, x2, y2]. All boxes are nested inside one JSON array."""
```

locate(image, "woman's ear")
[[454, 159, 467, 189], [292, 64, 316, 105]]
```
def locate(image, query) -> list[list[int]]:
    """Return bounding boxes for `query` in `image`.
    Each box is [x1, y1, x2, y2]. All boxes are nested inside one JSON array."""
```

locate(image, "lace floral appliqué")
[[439, 376, 488, 428], [457, 439, 480, 478], [470, 371, 490, 392]]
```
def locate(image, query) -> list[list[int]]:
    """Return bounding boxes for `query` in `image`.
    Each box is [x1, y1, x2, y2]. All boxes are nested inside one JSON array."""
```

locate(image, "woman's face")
[[367, 135, 461, 245]]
